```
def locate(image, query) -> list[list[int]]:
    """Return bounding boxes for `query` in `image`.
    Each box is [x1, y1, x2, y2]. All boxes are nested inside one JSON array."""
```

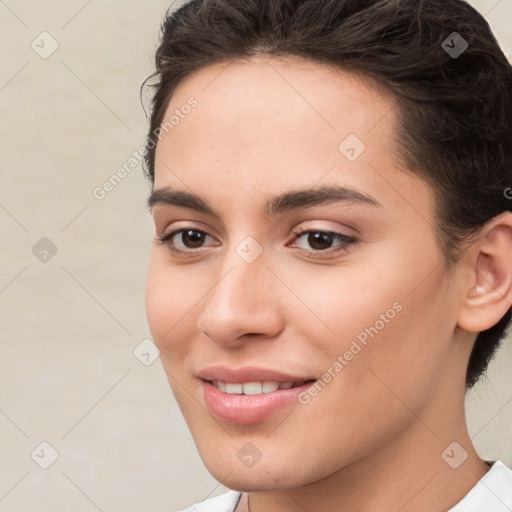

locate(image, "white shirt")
[[177, 460, 512, 512]]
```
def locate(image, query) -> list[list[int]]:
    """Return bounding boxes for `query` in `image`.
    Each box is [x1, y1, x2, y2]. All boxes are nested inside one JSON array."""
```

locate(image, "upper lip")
[[197, 366, 316, 383]]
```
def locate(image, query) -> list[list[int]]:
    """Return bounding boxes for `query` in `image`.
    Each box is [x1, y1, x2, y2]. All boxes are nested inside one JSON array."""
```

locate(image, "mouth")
[[201, 378, 318, 425], [206, 379, 316, 395], [197, 366, 318, 424]]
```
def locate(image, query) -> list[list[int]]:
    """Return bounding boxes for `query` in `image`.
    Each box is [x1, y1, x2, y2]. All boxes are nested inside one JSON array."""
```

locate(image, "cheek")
[[145, 261, 169, 342], [145, 258, 202, 411], [287, 245, 453, 401], [145, 255, 192, 359]]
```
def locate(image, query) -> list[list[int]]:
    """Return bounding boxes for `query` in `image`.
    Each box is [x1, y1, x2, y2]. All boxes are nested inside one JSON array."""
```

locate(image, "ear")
[[458, 212, 512, 333]]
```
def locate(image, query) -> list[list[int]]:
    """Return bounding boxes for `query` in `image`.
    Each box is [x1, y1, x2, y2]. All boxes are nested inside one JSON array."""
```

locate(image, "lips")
[[197, 365, 315, 383], [197, 366, 317, 424]]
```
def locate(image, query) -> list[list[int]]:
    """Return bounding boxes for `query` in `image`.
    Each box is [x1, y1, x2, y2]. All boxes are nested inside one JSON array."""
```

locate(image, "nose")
[[196, 245, 284, 348]]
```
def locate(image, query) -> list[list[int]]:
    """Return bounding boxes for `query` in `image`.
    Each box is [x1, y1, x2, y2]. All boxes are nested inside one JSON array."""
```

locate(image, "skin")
[[145, 55, 512, 511]]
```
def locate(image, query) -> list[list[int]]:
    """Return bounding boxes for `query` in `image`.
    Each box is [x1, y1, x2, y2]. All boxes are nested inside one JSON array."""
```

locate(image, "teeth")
[[243, 382, 262, 395], [262, 381, 280, 393], [212, 380, 303, 394], [224, 382, 243, 394]]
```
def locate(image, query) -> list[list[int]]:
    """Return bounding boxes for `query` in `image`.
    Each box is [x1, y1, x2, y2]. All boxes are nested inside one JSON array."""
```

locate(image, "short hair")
[[142, 0, 512, 390]]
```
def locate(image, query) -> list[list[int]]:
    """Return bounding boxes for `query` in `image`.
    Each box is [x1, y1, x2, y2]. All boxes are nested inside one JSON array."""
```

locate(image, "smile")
[[209, 380, 311, 394]]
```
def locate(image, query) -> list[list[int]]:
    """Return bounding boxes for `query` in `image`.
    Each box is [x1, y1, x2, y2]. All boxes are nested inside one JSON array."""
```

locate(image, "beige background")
[[0, 1, 511, 511]]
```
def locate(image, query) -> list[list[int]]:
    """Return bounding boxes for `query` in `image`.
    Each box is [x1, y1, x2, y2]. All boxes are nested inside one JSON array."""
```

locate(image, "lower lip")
[[202, 380, 315, 425]]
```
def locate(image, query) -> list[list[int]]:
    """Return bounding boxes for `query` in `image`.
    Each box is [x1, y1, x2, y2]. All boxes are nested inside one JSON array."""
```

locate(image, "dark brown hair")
[[142, 0, 512, 390]]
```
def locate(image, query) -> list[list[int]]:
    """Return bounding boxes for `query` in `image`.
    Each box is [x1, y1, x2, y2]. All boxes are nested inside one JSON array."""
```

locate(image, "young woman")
[[142, 0, 512, 510]]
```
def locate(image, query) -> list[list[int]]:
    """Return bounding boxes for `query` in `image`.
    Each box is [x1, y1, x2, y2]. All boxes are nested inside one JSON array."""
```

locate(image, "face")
[[145, 56, 467, 490]]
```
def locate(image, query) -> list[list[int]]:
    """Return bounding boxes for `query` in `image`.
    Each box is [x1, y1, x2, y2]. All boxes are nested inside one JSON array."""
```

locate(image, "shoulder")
[[176, 490, 242, 512], [447, 460, 512, 511]]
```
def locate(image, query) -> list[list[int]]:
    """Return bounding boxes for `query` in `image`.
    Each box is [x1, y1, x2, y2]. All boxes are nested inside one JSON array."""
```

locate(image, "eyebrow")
[[147, 184, 382, 217]]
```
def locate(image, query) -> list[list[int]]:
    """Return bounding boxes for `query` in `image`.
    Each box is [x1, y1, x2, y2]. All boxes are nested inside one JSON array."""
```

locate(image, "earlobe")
[[458, 213, 512, 333]]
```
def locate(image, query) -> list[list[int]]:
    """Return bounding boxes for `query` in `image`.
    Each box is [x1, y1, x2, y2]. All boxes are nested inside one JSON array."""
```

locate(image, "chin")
[[199, 445, 327, 492], [205, 462, 295, 492]]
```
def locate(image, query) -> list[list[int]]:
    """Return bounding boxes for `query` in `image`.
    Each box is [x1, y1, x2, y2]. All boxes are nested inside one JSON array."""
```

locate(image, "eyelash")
[[156, 227, 357, 259]]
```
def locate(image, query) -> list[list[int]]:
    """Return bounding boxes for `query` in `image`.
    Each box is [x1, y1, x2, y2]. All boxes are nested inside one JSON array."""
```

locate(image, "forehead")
[[153, 56, 434, 226], [160, 55, 394, 154]]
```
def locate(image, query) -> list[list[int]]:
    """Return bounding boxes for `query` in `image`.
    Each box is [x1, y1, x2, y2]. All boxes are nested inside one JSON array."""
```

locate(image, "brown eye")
[[291, 229, 357, 259], [157, 228, 217, 254], [179, 229, 207, 248], [306, 231, 335, 251]]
